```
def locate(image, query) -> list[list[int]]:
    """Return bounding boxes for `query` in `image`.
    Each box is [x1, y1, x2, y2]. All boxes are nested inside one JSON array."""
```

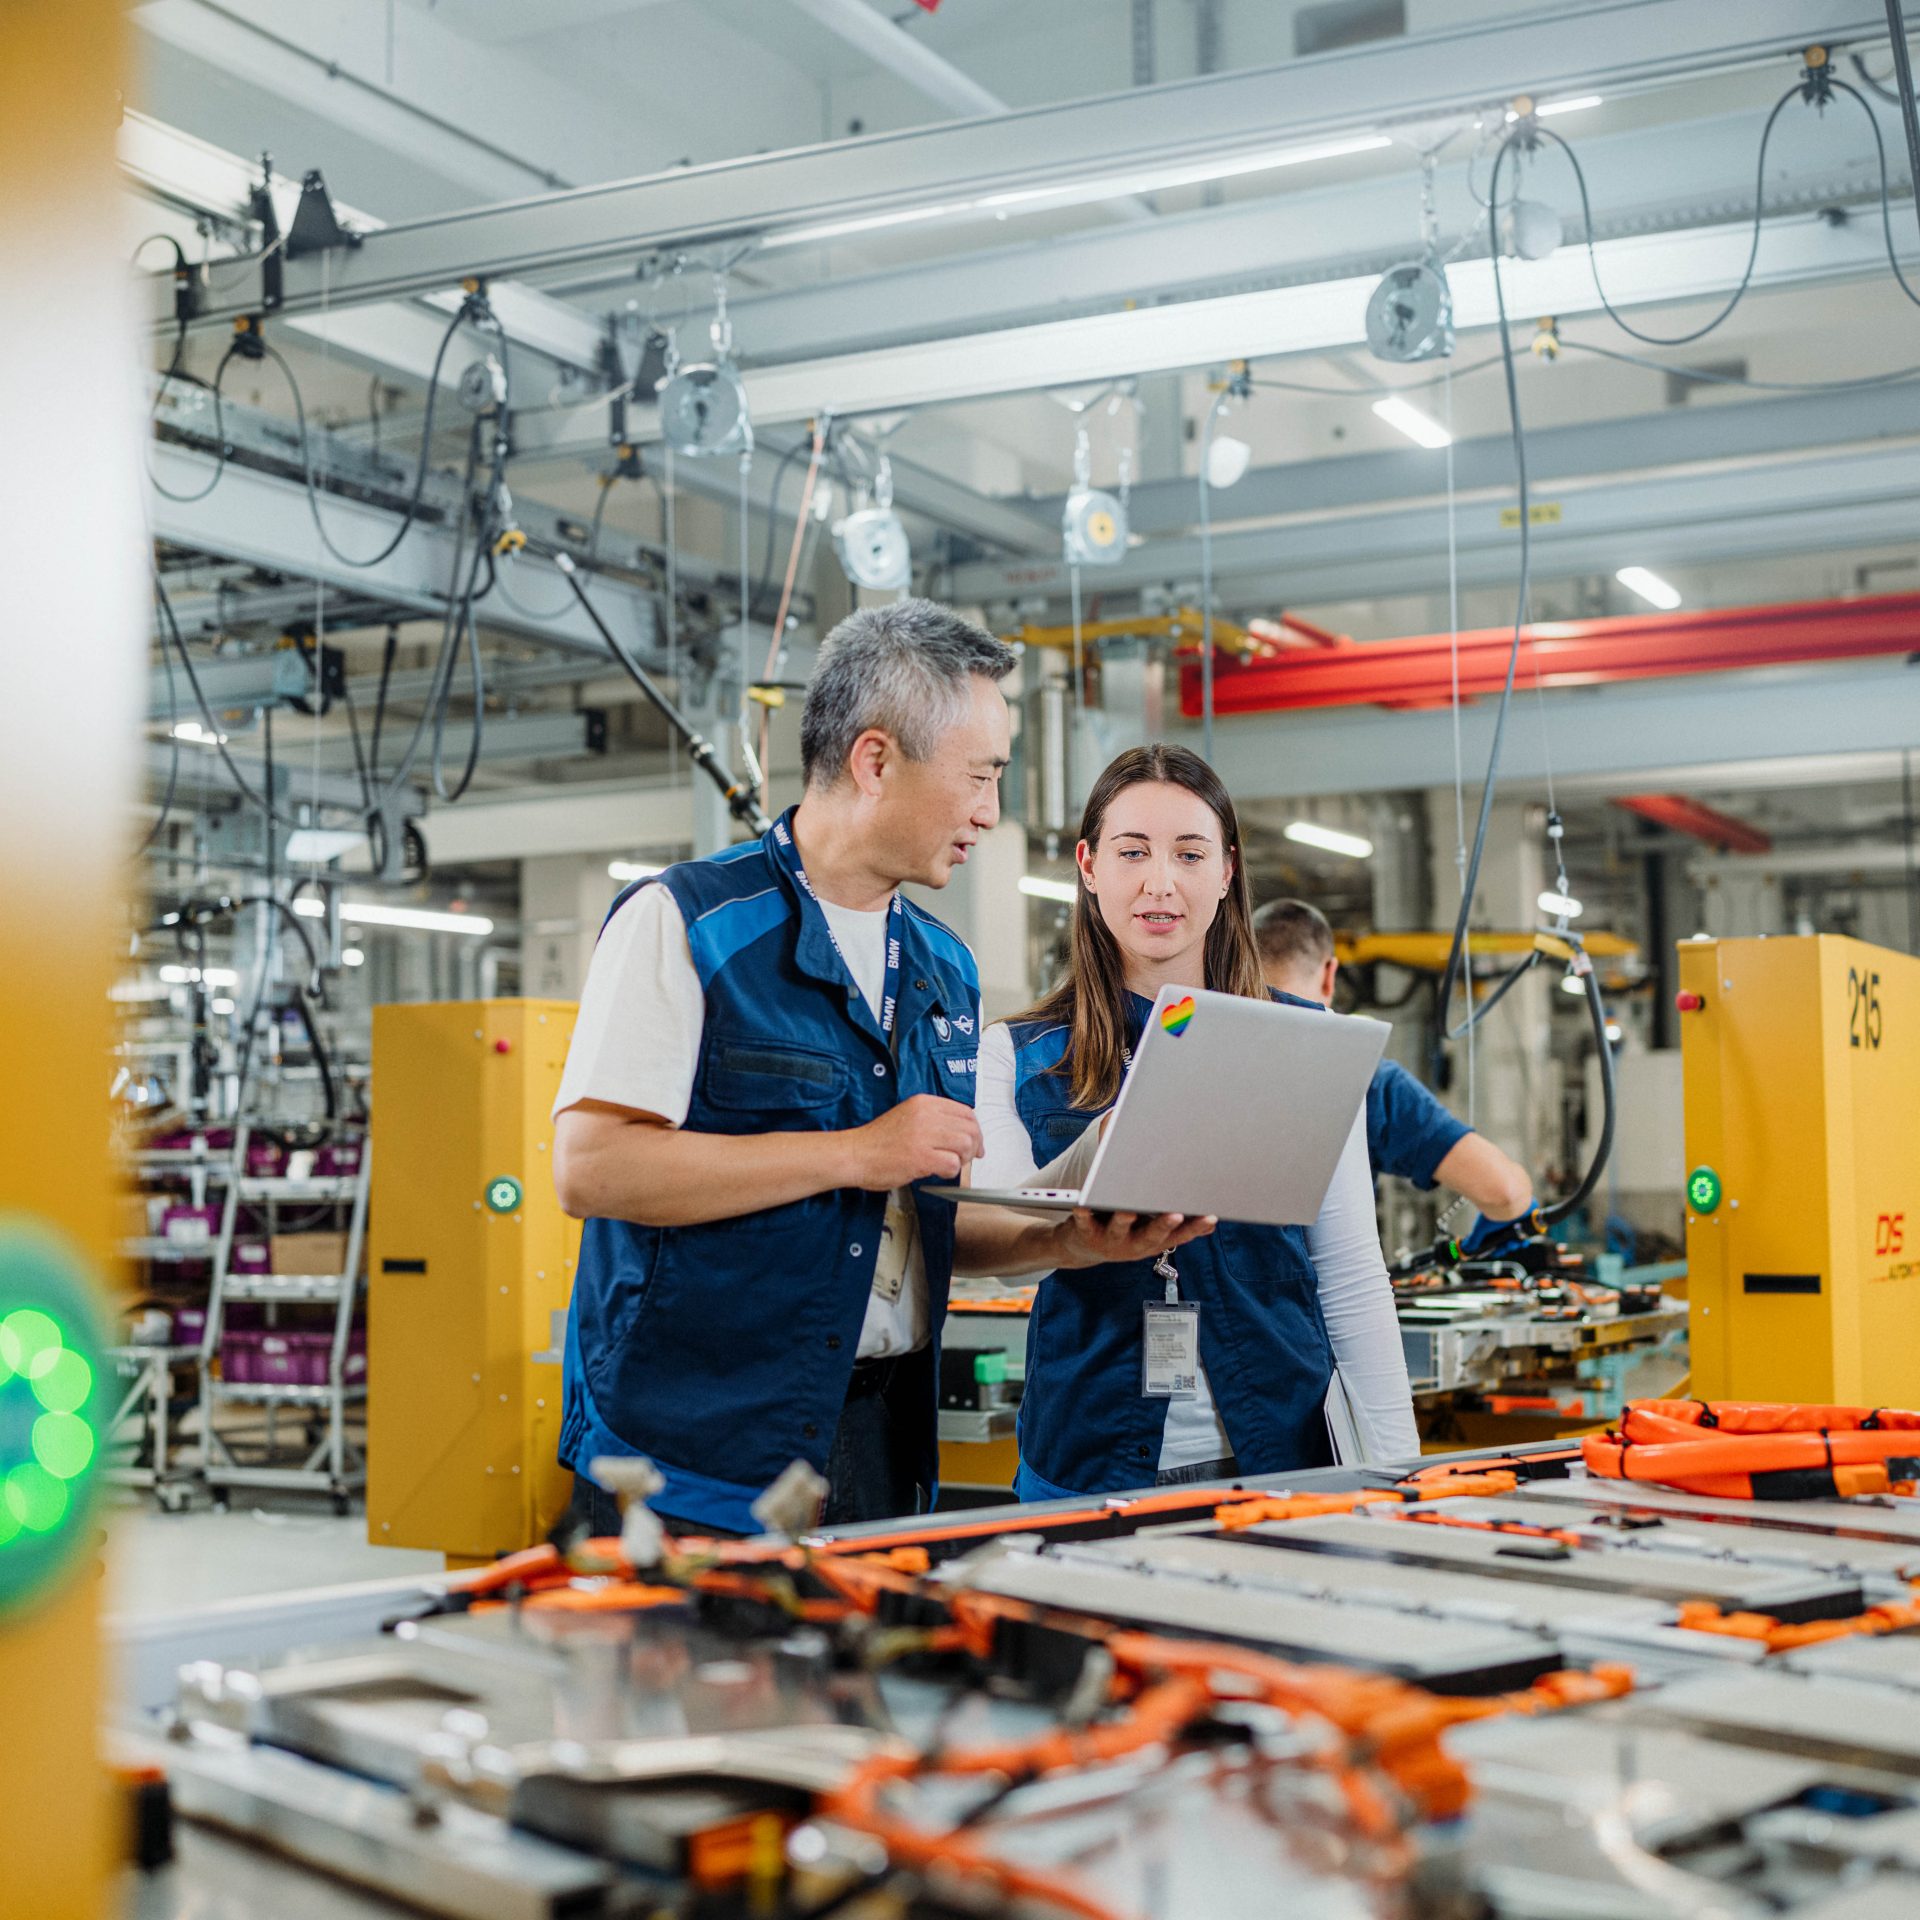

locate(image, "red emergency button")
[[1675, 991, 1706, 1012], [494, 1038, 512, 1053]]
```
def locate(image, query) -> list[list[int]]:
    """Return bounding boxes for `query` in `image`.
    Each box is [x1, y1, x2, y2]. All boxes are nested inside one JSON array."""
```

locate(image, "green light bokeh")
[[0, 1308, 61, 1378], [31, 1412, 94, 1483], [5, 1461, 68, 1534], [29, 1347, 91, 1416]]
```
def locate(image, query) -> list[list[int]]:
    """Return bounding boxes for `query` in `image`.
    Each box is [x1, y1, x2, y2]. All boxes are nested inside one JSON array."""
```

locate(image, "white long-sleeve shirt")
[[973, 1021, 1418, 1469]]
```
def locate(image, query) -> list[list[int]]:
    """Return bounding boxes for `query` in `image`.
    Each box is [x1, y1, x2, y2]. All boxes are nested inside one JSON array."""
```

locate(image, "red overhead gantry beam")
[[1177, 593, 1920, 718], [1612, 794, 1773, 853]]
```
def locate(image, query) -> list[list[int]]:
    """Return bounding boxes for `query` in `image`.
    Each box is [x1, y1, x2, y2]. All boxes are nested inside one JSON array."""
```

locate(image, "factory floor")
[[107, 1493, 444, 1617]]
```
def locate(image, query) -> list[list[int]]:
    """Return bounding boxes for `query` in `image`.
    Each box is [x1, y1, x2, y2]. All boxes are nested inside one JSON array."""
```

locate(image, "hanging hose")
[[1390, 938, 1614, 1276]]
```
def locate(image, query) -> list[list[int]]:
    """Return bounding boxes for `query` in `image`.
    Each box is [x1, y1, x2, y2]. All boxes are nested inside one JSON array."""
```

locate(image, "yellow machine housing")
[[368, 999, 580, 1561], [1680, 935, 1920, 1405]]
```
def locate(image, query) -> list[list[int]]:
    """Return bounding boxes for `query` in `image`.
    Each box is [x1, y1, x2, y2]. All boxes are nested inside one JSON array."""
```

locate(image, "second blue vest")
[[1006, 993, 1335, 1494]]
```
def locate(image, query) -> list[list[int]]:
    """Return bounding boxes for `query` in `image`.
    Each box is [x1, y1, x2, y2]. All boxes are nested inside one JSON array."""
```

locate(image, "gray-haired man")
[[551, 599, 1019, 1535]]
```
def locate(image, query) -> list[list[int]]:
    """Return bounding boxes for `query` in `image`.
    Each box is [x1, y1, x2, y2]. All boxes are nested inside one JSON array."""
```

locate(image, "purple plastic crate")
[[231, 1239, 271, 1275], [174, 1307, 207, 1348], [160, 1202, 220, 1249], [245, 1137, 287, 1178], [221, 1330, 264, 1383], [316, 1141, 362, 1177]]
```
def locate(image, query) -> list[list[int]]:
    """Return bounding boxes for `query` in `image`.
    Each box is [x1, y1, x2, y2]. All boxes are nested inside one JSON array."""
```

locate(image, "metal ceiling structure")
[[125, 0, 1920, 875]]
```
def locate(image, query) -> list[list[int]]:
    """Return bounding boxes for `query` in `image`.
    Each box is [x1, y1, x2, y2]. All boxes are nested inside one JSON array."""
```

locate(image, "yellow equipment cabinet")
[[1680, 934, 1920, 1405], [368, 1000, 580, 1562]]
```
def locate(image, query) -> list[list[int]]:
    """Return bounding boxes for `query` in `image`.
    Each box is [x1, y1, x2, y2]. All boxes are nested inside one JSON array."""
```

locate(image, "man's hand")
[[845, 1095, 983, 1189], [1048, 1209, 1217, 1271]]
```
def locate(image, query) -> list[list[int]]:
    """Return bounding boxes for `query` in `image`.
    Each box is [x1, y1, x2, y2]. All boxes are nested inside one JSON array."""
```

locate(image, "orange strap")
[[1583, 1400, 1920, 1498]]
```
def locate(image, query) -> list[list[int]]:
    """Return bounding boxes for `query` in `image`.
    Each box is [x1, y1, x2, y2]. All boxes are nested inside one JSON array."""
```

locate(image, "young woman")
[[966, 744, 1417, 1500]]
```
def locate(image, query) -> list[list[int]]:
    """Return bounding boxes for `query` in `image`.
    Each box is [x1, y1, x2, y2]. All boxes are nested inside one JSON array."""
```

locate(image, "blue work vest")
[[1006, 992, 1335, 1495], [559, 813, 983, 1533]]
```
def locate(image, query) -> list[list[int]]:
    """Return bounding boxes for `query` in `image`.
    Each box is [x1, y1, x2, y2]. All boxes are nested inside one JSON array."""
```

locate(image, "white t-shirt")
[[974, 1020, 1417, 1473], [553, 884, 928, 1359]]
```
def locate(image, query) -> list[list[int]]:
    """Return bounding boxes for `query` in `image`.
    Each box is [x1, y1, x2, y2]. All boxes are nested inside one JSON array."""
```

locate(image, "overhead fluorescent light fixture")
[[341, 948, 365, 968], [1371, 395, 1452, 449], [975, 134, 1393, 213], [285, 828, 364, 865], [1018, 874, 1080, 904], [291, 897, 494, 937], [1616, 565, 1682, 610], [159, 964, 239, 987], [608, 860, 665, 882], [765, 133, 1391, 250], [1537, 889, 1584, 919], [1538, 94, 1603, 117], [1284, 821, 1374, 860], [171, 719, 227, 746], [211, 997, 236, 1015]]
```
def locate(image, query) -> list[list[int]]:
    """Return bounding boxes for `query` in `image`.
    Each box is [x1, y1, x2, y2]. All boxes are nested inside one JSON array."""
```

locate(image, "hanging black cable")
[[548, 551, 770, 833], [1561, 334, 1920, 391], [153, 565, 301, 828], [1445, 948, 1541, 1041], [139, 609, 183, 857], [1393, 952, 1617, 1275], [255, 294, 485, 568], [1431, 126, 1533, 1054], [1883, 0, 1920, 249], [367, 625, 399, 781], [1534, 84, 1799, 348], [1827, 74, 1920, 308], [148, 339, 238, 504]]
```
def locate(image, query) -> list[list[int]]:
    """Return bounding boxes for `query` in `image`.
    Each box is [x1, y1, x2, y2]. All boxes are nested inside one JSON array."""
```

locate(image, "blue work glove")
[[1459, 1200, 1538, 1258]]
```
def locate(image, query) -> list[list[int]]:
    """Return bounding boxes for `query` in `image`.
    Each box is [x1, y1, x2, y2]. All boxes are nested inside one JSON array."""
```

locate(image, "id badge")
[[1141, 1300, 1201, 1399]]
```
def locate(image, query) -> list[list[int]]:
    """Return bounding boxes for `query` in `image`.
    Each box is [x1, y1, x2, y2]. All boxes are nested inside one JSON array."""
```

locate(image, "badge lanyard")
[[772, 813, 913, 1308], [1117, 1031, 1180, 1304], [770, 812, 902, 1037], [1120, 1027, 1196, 1398]]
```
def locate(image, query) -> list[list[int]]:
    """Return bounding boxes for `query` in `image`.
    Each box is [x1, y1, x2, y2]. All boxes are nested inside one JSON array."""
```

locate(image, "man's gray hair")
[[800, 598, 1018, 787]]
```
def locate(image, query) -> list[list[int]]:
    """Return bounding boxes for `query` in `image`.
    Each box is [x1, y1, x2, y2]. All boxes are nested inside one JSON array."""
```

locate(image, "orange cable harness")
[[1673, 1595, 1920, 1652], [1582, 1400, 1920, 1500], [443, 1477, 1634, 1920]]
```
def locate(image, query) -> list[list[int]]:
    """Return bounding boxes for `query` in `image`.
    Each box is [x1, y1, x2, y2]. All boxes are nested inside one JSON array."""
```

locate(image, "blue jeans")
[[569, 1358, 921, 1537], [822, 1358, 922, 1526]]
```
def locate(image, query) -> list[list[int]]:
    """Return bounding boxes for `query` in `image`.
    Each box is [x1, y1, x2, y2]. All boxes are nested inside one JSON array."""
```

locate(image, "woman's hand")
[[1048, 1209, 1217, 1271]]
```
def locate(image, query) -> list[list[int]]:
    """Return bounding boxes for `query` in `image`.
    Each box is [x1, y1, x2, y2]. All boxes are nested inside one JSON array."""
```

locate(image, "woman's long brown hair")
[[1016, 744, 1268, 1110]]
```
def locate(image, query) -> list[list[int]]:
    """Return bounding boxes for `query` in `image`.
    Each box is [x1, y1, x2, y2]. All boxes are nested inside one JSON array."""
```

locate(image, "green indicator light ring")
[[1687, 1166, 1723, 1215], [0, 1220, 108, 1618], [484, 1176, 524, 1215]]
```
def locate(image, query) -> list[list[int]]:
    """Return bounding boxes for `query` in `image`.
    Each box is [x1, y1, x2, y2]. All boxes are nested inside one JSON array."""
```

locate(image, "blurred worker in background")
[[1253, 899, 1535, 1254]]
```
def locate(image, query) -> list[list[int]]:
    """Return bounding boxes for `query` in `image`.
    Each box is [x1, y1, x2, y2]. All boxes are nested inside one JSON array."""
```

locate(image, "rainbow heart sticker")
[[1161, 995, 1196, 1036]]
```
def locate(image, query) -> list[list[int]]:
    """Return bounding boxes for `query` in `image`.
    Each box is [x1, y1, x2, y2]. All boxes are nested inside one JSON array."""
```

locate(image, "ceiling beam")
[[418, 778, 695, 864], [519, 211, 1913, 457], [697, 94, 1909, 365], [148, 438, 664, 664], [222, 708, 607, 775], [1021, 382, 1920, 538], [1194, 660, 1920, 802], [945, 443, 1920, 609], [141, 1, 1887, 334]]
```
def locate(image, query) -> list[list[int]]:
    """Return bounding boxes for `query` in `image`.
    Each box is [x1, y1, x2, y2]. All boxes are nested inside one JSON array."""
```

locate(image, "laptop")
[[933, 985, 1390, 1228]]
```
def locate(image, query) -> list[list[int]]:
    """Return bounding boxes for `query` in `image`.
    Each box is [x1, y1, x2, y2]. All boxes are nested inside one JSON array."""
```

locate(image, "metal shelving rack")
[[105, 1140, 230, 1509], [198, 1122, 372, 1513]]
